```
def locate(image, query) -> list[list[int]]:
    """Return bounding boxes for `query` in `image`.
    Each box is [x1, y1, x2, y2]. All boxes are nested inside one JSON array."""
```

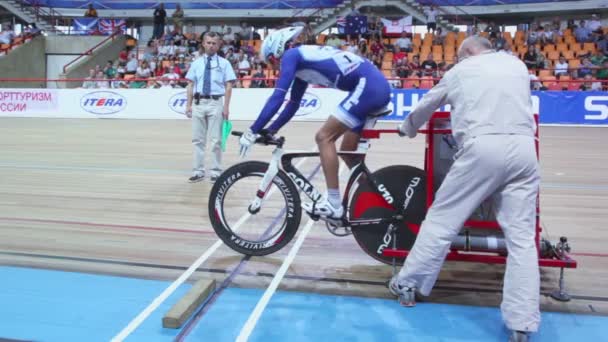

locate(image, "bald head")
[[457, 36, 493, 61]]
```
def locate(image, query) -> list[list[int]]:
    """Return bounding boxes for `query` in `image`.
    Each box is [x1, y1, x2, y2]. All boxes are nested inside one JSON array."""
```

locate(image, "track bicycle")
[[208, 115, 428, 265]]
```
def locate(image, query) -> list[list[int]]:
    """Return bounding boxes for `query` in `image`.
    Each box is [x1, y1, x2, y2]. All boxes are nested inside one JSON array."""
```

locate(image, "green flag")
[[221, 119, 233, 152]]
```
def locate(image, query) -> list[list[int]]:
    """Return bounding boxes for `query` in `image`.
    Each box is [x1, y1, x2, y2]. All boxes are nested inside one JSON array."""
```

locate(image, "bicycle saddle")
[[369, 106, 392, 118]]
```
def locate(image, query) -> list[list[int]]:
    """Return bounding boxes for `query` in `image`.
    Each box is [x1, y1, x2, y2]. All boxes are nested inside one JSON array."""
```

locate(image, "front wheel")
[[208, 161, 302, 256]]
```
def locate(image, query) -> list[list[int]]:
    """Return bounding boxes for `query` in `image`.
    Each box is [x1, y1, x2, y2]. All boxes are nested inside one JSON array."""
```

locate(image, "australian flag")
[[345, 15, 367, 35], [99, 19, 127, 35]]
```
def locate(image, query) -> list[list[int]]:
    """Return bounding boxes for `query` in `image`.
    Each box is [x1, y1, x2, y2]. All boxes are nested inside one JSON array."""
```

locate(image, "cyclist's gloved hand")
[[239, 129, 257, 158], [397, 120, 416, 138]]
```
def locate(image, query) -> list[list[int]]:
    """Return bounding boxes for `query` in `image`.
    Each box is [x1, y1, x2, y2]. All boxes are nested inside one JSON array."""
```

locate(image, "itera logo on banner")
[[80, 91, 127, 115], [169, 92, 187, 115], [281, 92, 321, 117]]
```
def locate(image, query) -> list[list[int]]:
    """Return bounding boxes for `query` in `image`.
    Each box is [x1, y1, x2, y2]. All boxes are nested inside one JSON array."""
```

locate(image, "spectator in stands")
[[370, 54, 382, 69], [136, 60, 153, 80], [591, 50, 607, 67], [357, 38, 368, 56], [125, 54, 138, 75], [366, 16, 383, 41], [523, 45, 539, 69], [95, 71, 110, 89], [587, 14, 602, 34], [396, 57, 412, 78], [484, 21, 500, 39], [118, 48, 129, 64], [577, 57, 595, 78], [526, 24, 539, 46], [596, 60, 608, 81], [325, 34, 342, 49], [250, 64, 266, 88], [579, 74, 602, 91], [433, 27, 445, 45], [161, 66, 180, 87], [393, 48, 407, 64], [421, 53, 438, 77], [143, 40, 157, 61], [370, 38, 384, 58], [84, 3, 98, 18], [82, 69, 96, 89], [112, 73, 128, 89], [388, 69, 402, 88], [529, 70, 542, 91], [554, 55, 569, 76], [0, 24, 15, 45], [172, 3, 184, 34], [237, 53, 251, 77], [549, 24, 562, 43], [104, 60, 117, 79], [394, 31, 412, 52], [575, 20, 591, 42], [410, 55, 422, 77], [153, 3, 167, 39], [424, 5, 439, 34]]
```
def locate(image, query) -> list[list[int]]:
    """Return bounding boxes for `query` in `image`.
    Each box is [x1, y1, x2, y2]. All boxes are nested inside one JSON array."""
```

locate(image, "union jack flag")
[[98, 19, 126, 35]]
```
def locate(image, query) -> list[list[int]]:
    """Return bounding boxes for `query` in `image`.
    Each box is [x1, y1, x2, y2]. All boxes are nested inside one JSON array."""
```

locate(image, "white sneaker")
[[302, 199, 344, 219], [389, 275, 416, 307]]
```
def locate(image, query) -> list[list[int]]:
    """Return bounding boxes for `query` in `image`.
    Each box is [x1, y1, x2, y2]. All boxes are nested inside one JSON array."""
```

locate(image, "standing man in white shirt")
[[424, 6, 439, 33], [390, 36, 540, 342], [185, 32, 237, 183]]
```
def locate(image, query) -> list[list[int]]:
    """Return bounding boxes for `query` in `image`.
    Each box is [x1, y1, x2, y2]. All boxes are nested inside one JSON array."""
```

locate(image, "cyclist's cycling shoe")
[[389, 275, 417, 307], [302, 199, 344, 220]]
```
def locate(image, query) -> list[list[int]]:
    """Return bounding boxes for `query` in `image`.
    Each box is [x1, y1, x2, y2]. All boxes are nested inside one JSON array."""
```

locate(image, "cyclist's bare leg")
[[339, 131, 360, 169], [315, 117, 350, 190]]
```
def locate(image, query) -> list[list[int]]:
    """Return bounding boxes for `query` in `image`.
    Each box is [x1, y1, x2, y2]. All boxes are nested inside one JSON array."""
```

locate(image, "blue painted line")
[[176, 163, 323, 341]]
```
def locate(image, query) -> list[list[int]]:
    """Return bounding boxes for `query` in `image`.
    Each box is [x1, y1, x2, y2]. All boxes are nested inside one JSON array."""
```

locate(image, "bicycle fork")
[[247, 147, 283, 214]]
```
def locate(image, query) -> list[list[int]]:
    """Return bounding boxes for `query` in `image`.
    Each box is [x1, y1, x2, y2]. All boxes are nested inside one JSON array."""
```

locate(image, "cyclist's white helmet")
[[261, 26, 304, 63]]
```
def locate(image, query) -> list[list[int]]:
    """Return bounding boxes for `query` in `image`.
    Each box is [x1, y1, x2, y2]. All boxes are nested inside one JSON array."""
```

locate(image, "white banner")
[[0, 89, 59, 113], [0, 88, 347, 121]]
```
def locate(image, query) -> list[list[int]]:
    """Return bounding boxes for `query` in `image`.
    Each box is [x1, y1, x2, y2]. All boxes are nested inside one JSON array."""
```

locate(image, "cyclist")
[[239, 26, 391, 220]]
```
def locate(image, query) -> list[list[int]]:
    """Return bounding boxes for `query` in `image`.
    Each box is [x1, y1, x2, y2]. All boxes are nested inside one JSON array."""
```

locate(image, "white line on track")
[[235, 164, 347, 342], [111, 151, 315, 342]]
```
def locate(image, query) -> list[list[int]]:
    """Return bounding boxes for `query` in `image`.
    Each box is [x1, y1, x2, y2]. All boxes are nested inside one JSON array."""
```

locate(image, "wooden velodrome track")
[[0, 118, 607, 316]]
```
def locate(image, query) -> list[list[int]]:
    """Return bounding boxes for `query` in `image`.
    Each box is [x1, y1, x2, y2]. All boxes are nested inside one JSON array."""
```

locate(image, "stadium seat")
[[562, 50, 575, 60], [241, 76, 252, 88], [541, 75, 557, 88], [547, 51, 560, 60], [403, 78, 419, 89], [419, 76, 434, 89], [582, 42, 596, 53]]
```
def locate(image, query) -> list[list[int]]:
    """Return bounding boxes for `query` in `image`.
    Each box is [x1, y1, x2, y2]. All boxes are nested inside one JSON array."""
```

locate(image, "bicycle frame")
[[247, 138, 403, 228]]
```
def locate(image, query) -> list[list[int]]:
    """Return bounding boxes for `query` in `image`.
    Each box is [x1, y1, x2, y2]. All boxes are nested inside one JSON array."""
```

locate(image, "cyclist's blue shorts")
[[334, 62, 391, 132]]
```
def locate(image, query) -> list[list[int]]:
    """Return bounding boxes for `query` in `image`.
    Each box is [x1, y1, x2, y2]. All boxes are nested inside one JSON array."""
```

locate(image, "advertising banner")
[[1, 88, 606, 126]]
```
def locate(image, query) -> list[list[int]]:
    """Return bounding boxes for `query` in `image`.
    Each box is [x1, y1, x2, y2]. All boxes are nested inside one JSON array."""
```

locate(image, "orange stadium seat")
[[402, 78, 419, 89], [547, 51, 560, 61], [544, 44, 555, 52], [582, 42, 596, 53], [241, 76, 252, 88], [419, 76, 434, 89], [568, 59, 581, 69], [562, 50, 575, 60], [541, 75, 557, 88]]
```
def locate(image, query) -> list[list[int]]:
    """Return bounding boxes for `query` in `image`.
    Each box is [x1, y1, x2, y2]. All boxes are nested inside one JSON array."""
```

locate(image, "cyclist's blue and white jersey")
[[250, 45, 391, 133]]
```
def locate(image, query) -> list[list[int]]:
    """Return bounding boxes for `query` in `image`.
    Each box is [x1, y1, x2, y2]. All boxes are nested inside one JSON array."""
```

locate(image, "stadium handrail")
[[62, 29, 124, 74]]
